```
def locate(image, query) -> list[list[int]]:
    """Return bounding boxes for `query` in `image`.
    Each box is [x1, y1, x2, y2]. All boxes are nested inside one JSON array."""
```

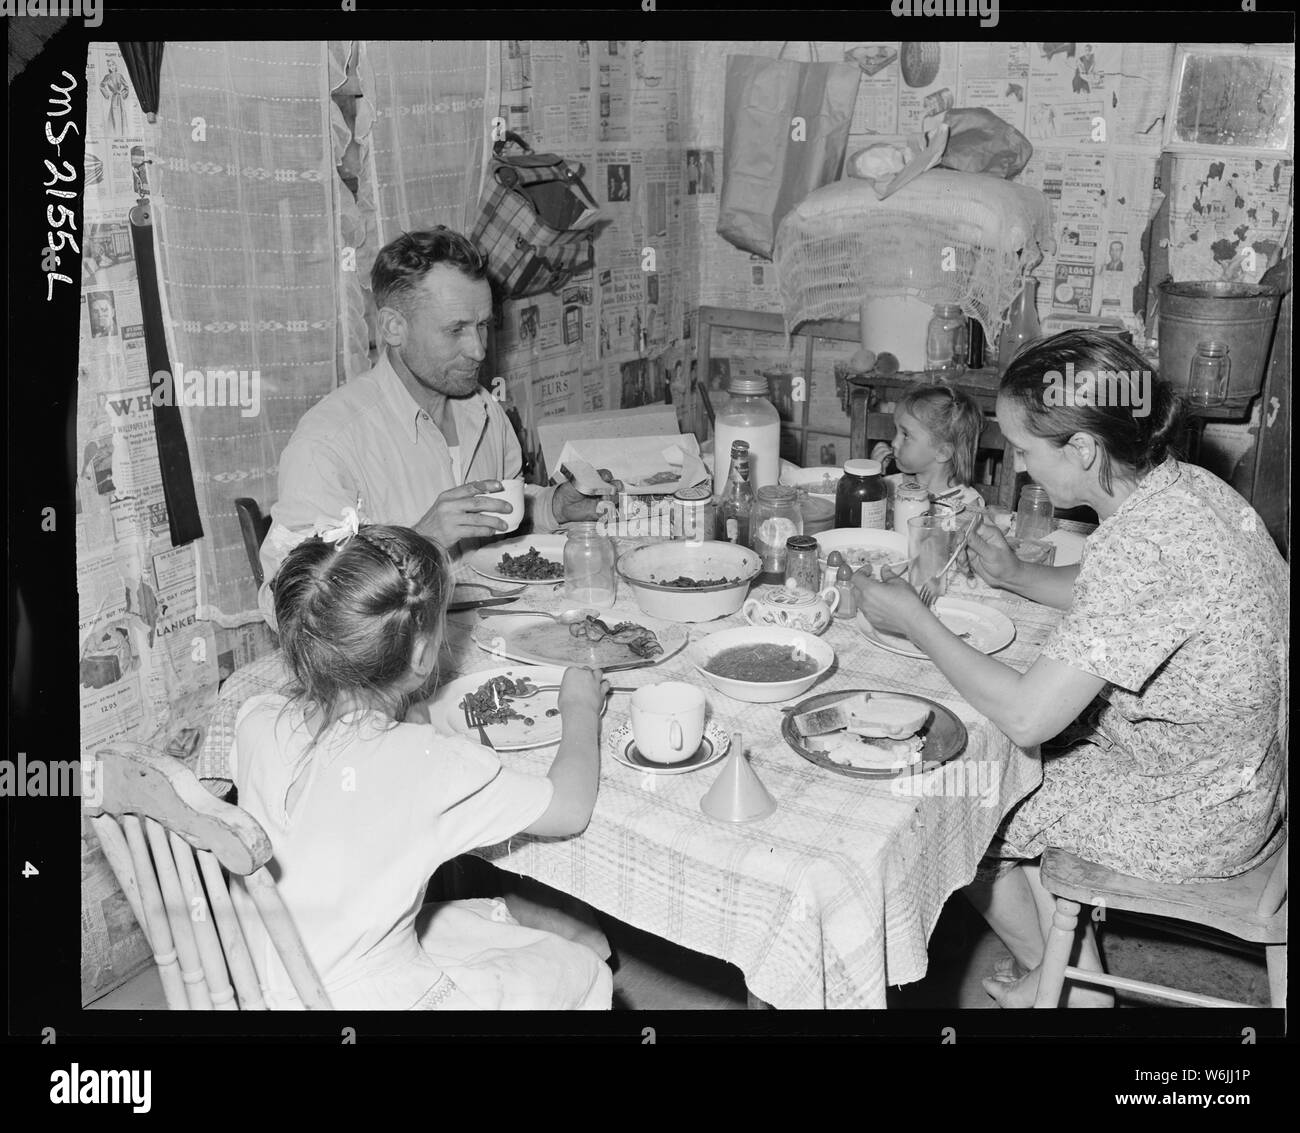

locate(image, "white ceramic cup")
[[484, 477, 525, 534], [630, 682, 706, 764]]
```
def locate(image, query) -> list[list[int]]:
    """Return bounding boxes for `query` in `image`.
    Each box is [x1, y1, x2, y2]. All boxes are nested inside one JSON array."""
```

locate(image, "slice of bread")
[[846, 695, 931, 739]]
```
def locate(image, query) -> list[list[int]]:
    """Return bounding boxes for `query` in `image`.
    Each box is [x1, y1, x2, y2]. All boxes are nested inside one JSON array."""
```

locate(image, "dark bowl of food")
[[615, 540, 762, 622], [688, 626, 835, 703]]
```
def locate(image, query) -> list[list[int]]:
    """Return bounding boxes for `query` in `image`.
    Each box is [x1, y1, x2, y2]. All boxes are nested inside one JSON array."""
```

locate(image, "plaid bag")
[[472, 131, 601, 299]]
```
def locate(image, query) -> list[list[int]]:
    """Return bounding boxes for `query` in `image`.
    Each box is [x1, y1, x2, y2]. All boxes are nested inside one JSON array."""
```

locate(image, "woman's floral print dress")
[[989, 460, 1288, 883]]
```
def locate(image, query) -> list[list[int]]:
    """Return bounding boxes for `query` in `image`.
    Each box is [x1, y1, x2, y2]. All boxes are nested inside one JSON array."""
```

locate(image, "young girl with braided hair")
[[231, 521, 613, 1010]]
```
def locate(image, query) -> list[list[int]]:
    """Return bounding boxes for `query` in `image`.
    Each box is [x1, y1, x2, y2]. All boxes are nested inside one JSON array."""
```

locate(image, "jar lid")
[[843, 459, 882, 477], [756, 484, 796, 500], [727, 376, 771, 397], [674, 483, 712, 501], [897, 482, 929, 499], [786, 535, 819, 551]]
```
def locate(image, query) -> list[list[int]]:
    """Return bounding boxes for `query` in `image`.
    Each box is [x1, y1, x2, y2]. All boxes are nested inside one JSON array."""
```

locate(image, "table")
[[198, 537, 1081, 1009]]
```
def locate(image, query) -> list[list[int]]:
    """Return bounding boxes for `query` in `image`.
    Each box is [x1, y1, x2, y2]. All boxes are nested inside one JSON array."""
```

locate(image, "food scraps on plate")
[[792, 692, 932, 769], [497, 546, 564, 580], [567, 616, 663, 658]]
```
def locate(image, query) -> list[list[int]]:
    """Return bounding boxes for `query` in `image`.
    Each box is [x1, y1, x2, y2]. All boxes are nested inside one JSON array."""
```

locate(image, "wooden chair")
[[85, 742, 331, 1010], [234, 497, 272, 588], [1033, 839, 1287, 1008]]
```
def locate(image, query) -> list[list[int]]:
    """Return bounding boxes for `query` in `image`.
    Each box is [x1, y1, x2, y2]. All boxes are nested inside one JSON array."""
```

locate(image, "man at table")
[[258, 226, 613, 624], [853, 330, 1287, 1008]]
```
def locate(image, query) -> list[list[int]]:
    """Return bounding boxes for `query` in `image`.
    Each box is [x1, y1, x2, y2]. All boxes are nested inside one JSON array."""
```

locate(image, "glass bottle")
[[834, 458, 887, 530], [925, 303, 967, 379], [714, 439, 754, 546], [1186, 340, 1230, 409], [713, 376, 781, 496], [750, 485, 803, 584], [563, 521, 617, 609], [892, 481, 931, 535], [997, 277, 1042, 372]]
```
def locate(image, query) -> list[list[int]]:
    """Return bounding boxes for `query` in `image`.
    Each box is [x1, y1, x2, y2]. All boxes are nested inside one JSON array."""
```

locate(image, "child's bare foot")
[[982, 964, 1114, 1008]]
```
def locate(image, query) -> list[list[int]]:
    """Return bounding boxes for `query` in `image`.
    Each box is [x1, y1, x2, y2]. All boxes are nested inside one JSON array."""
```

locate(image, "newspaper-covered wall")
[[493, 41, 693, 458], [682, 40, 1293, 458], [78, 43, 220, 1003]]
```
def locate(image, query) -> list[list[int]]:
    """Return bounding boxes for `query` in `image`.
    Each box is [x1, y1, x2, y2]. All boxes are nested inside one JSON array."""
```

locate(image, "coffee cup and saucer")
[[606, 682, 730, 775]]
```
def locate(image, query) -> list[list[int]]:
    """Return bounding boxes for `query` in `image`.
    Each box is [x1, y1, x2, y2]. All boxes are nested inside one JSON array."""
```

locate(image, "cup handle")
[[670, 719, 683, 751], [821, 586, 840, 614], [742, 598, 758, 621]]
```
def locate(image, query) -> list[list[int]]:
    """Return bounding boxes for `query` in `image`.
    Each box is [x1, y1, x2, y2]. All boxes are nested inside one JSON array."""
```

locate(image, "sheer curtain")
[[363, 41, 495, 243], [154, 42, 343, 629]]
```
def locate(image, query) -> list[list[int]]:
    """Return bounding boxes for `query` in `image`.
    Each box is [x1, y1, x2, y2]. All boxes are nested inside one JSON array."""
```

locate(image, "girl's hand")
[[850, 569, 926, 638], [558, 665, 609, 719], [966, 522, 1024, 590]]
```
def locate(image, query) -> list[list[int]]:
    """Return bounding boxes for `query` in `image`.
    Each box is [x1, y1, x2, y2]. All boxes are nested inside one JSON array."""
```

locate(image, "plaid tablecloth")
[[198, 536, 1079, 1009]]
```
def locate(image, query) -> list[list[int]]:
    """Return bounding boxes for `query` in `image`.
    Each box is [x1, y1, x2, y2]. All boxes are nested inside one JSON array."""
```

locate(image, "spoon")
[[476, 607, 598, 625]]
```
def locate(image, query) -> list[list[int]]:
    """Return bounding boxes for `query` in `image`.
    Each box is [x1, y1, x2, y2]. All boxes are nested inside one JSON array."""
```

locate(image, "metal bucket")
[[1157, 281, 1282, 413]]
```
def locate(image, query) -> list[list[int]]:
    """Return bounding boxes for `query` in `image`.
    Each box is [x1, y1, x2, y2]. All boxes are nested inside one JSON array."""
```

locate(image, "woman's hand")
[[557, 665, 609, 720], [850, 568, 927, 639], [966, 521, 1024, 590]]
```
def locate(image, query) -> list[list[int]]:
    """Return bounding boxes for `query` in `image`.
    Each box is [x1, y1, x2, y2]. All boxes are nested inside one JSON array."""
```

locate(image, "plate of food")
[[814, 528, 909, 576], [855, 597, 1015, 659], [782, 689, 967, 779], [428, 666, 607, 751], [467, 534, 567, 585], [472, 611, 688, 669]]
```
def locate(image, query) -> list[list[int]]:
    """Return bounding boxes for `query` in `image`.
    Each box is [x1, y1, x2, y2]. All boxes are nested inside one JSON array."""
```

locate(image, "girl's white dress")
[[230, 693, 613, 1010]]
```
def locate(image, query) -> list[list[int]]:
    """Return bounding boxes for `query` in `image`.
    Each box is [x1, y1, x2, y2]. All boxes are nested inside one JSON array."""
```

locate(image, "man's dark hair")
[[371, 226, 489, 314]]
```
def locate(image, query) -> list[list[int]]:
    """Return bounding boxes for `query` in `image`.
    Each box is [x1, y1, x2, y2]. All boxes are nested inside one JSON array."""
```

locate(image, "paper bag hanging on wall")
[[717, 53, 862, 259]]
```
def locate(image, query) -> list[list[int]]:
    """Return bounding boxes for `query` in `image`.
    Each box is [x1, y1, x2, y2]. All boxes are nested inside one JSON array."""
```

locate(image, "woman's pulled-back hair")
[[897, 383, 985, 487], [272, 525, 452, 733], [1000, 330, 1184, 494]]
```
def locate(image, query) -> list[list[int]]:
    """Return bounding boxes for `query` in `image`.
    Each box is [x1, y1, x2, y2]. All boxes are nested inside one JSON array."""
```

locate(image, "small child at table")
[[870, 383, 987, 517], [230, 519, 613, 1010]]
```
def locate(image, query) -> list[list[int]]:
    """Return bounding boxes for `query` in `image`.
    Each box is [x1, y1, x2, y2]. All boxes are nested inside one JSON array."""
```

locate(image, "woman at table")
[[852, 330, 1288, 1007]]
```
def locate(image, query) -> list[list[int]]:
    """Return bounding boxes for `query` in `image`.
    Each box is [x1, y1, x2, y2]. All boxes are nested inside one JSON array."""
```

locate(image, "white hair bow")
[[316, 505, 362, 546]]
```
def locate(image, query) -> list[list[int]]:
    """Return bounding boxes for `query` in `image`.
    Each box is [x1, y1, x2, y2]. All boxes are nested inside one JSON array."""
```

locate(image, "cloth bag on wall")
[[472, 131, 601, 299], [717, 48, 862, 259]]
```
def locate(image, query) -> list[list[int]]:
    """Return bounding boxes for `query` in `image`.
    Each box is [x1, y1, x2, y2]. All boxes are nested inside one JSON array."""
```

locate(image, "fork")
[[918, 515, 981, 607], [502, 681, 636, 698], [461, 701, 495, 750]]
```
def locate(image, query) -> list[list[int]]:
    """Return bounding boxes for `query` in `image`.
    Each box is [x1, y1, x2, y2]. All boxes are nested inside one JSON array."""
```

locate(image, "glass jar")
[[925, 303, 967, 379], [1187, 340, 1230, 409], [834, 458, 887, 530], [783, 535, 822, 596], [750, 485, 803, 584], [563, 522, 617, 608], [1013, 483, 1054, 542], [713, 376, 781, 495], [893, 481, 931, 535], [671, 483, 715, 543]]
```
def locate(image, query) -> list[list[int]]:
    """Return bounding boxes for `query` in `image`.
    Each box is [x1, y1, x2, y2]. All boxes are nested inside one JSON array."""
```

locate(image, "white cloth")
[[230, 693, 611, 1010], [258, 350, 560, 623]]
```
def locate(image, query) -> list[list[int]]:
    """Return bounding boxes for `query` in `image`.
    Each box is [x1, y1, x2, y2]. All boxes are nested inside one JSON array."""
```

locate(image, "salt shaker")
[[833, 563, 857, 619]]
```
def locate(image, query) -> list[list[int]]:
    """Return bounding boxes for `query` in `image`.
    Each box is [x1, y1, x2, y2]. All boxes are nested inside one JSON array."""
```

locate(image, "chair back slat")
[[118, 814, 190, 1010], [145, 817, 212, 1009], [244, 868, 333, 1009], [85, 746, 331, 1010], [197, 849, 266, 1010], [168, 832, 238, 1009]]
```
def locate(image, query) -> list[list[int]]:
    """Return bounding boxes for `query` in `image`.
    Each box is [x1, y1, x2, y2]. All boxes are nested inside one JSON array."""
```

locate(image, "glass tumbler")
[[907, 515, 961, 599], [1014, 483, 1054, 542]]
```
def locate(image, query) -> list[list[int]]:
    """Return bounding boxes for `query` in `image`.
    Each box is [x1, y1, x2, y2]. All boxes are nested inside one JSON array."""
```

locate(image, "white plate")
[[429, 666, 584, 751], [473, 612, 688, 669], [466, 534, 568, 586], [606, 720, 731, 775], [855, 597, 1015, 659], [814, 528, 909, 574]]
